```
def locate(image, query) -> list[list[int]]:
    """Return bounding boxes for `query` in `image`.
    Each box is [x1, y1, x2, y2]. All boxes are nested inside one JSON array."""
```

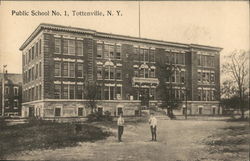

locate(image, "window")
[[32, 46, 34, 60], [166, 52, 170, 64], [150, 88, 155, 100], [28, 50, 31, 63], [5, 87, 9, 95], [97, 85, 102, 100], [211, 73, 215, 83], [180, 71, 185, 83], [54, 84, 61, 99], [69, 62, 75, 78], [69, 85, 75, 99], [149, 50, 155, 62], [202, 90, 206, 101], [35, 64, 38, 79], [97, 107, 103, 115], [110, 67, 114, 79], [97, 44, 103, 58], [103, 86, 116, 100], [109, 45, 114, 59], [104, 67, 115, 80], [103, 44, 116, 59], [145, 69, 149, 78], [55, 38, 61, 54], [62, 84, 68, 99], [171, 73, 175, 82], [39, 62, 42, 77], [78, 108, 84, 116], [110, 87, 114, 100], [117, 107, 123, 115], [76, 85, 83, 99], [55, 108, 61, 116], [54, 61, 61, 77], [140, 49, 144, 61], [105, 68, 109, 79], [31, 67, 34, 81], [134, 70, 139, 77], [77, 63, 84, 78], [38, 85, 41, 100], [211, 56, 215, 67], [206, 73, 210, 83], [76, 41, 83, 56], [63, 40, 68, 54], [116, 69, 122, 80], [202, 73, 206, 83], [14, 87, 18, 96], [176, 70, 180, 83], [69, 40, 75, 55], [116, 87, 122, 99], [62, 62, 69, 77], [198, 72, 201, 82], [14, 100, 18, 107], [144, 49, 149, 62], [116, 45, 121, 59], [104, 45, 109, 59], [104, 87, 109, 100], [38, 39, 41, 56], [97, 66, 102, 80], [134, 47, 139, 61], [35, 43, 38, 57]]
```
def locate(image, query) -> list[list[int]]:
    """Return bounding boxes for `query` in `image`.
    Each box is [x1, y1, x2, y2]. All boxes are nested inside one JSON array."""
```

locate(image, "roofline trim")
[[19, 23, 223, 51]]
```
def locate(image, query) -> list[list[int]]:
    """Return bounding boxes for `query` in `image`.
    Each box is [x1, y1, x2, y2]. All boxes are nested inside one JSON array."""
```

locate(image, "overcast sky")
[[0, 1, 249, 74]]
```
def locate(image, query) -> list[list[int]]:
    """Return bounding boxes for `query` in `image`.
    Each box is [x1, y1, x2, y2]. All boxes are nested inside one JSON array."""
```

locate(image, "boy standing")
[[117, 114, 125, 142], [149, 113, 157, 141]]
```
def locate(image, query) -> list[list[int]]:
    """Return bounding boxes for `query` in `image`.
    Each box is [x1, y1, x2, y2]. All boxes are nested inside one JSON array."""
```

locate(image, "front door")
[[198, 108, 202, 115], [140, 88, 149, 107], [117, 107, 123, 115], [28, 107, 34, 117]]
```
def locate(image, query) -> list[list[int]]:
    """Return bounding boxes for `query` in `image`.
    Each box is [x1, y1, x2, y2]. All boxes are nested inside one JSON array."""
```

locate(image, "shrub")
[[27, 116, 49, 125], [87, 111, 113, 122], [0, 117, 7, 129]]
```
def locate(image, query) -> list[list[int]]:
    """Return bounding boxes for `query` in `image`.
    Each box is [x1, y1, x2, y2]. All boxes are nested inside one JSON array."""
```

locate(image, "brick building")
[[0, 73, 22, 116], [20, 23, 222, 118]]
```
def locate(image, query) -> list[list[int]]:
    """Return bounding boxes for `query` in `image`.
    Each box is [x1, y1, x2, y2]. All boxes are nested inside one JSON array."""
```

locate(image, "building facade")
[[20, 23, 222, 118], [0, 73, 22, 116]]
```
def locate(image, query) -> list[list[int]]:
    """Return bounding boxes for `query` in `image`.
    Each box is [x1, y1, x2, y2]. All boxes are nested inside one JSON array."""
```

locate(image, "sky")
[[0, 1, 249, 74]]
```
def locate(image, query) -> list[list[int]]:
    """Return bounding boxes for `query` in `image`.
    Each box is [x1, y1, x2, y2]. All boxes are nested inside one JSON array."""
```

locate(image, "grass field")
[[0, 120, 110, 159]]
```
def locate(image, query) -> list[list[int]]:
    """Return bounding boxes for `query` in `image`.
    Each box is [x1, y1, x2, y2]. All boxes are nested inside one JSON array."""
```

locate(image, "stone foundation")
[[22, 99, 141, 118]]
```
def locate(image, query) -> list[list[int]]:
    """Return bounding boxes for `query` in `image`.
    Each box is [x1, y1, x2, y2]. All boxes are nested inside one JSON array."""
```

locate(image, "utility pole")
[[1, 65, 7, 117], [185, 86, 188, 119]]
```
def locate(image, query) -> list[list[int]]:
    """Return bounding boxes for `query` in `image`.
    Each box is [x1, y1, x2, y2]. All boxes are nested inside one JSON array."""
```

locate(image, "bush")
[[0, 117, 7, 129], [87, 111, 113, 122], [27, 116, 49, 125]]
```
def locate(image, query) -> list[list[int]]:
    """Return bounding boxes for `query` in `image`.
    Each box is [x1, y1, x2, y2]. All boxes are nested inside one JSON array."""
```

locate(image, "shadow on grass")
[[203, 123, 249, 154], [0, 120, 111, 160]]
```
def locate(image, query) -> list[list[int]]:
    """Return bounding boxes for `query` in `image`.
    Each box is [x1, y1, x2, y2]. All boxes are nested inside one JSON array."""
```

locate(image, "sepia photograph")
[[0, 1, 249, 161]]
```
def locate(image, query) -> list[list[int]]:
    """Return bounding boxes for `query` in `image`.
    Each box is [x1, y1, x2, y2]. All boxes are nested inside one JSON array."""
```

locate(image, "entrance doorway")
[[28, 107, 35, 117], [198, 107, 203, 115], [140, 88, 149, 107]]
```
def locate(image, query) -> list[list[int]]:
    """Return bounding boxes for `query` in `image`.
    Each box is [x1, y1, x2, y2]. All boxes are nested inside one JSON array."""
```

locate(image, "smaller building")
[[0, 73, 22, 116]]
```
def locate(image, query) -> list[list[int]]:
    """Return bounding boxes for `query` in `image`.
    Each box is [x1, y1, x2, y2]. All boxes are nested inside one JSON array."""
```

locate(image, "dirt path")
[[7, 118, 248, 161]]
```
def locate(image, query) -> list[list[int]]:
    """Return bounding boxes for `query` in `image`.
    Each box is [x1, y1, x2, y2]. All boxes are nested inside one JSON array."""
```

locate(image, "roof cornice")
[[19, 23, 222, 52]]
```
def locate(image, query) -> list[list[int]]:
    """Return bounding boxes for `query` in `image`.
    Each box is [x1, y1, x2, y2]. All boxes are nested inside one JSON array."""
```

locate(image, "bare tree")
[[157, 61, 182, 119], [222, 50, 249, 118], [84, 81, 99, 114]]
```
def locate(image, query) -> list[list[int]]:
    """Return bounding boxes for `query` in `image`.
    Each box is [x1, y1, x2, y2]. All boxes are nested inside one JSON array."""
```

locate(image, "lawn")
[[0, 119, 111, 160], [203, 121, 249, 160]]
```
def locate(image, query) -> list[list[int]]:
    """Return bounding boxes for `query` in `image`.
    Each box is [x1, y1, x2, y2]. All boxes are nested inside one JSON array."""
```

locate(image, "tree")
[[157, 61, 182, 119], [221, 50, 249, 118], [84, 81, 99, 114]]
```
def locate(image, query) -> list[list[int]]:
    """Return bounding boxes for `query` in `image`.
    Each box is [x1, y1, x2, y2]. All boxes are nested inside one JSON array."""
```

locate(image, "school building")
[[20, 23, 222, 118]]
